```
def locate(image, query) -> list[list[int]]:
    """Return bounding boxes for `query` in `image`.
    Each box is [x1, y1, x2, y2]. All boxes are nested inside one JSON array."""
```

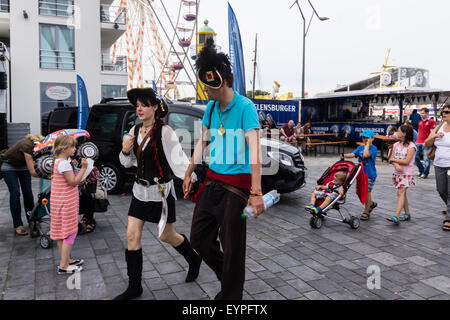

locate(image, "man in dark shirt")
[[279, 120, 296, 144], [409, 109, 421, 131]]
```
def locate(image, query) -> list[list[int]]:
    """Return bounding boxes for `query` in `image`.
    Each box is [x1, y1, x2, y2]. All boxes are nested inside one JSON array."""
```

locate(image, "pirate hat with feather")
[[195, 38, 232, 89]]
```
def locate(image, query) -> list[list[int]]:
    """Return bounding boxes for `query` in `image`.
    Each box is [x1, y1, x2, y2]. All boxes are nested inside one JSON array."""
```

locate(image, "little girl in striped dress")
[[50, 135, 88, 274]]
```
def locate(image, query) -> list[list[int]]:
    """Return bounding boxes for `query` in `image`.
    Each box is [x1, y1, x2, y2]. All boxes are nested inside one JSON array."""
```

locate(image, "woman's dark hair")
[[442, 104, 450, 112], [399, 124, 414, 146]]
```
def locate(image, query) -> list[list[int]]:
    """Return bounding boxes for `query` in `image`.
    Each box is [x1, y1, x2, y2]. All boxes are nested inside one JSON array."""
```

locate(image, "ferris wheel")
[[110, 0, 202, 99]]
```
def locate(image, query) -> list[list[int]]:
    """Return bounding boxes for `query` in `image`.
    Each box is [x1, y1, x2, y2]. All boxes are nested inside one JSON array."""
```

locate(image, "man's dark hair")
[[420, 107, 429, 113], [412, 109, 417, 114]]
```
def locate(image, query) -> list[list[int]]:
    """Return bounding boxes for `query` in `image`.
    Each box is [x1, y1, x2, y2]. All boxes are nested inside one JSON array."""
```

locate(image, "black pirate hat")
[[195, 39, 232, 89], [127, 87, 169, 117]]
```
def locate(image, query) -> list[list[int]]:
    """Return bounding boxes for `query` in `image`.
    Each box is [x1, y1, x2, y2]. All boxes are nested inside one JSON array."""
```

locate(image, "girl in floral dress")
[[50, 135, 88, 274], [387, 124, 417, 224]]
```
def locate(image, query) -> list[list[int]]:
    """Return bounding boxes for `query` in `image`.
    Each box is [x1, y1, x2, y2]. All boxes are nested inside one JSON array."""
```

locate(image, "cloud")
[[155, 0, 450, 97]]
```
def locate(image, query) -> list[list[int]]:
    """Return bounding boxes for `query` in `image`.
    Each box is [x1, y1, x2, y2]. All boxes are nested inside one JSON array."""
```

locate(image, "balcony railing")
[[40, 49, 75, 70], [100, 5, 126, 24], [39, 0, 74, 17], [101, 55, 127, 73], [0, 0, 9, 13]]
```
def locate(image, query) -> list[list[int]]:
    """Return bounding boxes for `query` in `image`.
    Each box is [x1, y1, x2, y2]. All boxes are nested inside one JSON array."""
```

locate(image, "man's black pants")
[[190, 181, 249, 300]]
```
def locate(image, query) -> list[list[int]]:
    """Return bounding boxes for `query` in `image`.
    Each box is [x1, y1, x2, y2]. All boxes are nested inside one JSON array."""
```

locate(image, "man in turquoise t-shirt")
[[201, 93, 260, 175], [341, 129, 378, 220], [183, 42, 264, 300]]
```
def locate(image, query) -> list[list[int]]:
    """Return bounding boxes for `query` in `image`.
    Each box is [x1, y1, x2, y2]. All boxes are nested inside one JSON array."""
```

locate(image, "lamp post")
[[290, 0, 329, 98]]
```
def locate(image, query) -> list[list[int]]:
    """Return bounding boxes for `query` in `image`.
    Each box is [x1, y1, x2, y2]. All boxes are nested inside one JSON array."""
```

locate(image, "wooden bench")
[[305, 140, 348, 157]]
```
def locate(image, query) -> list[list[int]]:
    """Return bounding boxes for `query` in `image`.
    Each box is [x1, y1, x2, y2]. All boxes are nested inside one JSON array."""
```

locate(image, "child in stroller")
[[305, 171, 347, 214], [304, 160, 363, 229]]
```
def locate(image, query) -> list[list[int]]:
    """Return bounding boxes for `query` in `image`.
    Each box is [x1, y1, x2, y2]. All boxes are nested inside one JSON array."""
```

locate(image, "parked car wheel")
[[76, 142, 99, 161], [34, 154, 53, 179], [99, 163, 123, 194]]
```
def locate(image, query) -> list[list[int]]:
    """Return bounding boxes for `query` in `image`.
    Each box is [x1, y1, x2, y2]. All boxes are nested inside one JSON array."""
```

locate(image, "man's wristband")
[[250, 191, 263, 197], [122, 150, 131, 156], [250, 193, 263, 197]]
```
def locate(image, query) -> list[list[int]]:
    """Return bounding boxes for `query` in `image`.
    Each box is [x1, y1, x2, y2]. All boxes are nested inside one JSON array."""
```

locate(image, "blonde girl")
[[50, 135, 88, 274]]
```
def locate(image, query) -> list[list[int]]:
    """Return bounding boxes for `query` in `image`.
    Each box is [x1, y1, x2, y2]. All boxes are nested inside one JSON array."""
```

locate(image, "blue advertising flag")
[[228, 3, 246, 96], [76, 75, 89, 129], [152, 80, 157, 92]]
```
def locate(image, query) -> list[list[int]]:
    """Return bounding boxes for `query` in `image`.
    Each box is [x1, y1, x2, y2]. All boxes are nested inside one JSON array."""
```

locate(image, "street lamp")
[[290, 0, 329, 98]]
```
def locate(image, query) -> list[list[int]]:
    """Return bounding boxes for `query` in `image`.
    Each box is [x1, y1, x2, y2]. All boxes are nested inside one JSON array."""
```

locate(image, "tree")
[[246, 90, 270, 98]]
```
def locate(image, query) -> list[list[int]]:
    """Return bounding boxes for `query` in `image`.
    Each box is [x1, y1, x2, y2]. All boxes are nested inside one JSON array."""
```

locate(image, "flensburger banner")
[[310, 123, 392, 141], [228, 3, 246, 96], [251, 99, 299, 126]]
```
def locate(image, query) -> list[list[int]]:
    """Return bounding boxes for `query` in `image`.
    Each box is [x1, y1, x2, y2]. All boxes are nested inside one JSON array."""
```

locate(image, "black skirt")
[[128, 193, 176, 224]]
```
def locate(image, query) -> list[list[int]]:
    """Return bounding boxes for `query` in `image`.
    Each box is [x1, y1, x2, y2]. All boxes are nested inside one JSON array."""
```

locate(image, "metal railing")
[[39, 0, 74, 16], [100, 5, 126, 24], [0, 0, 9, 13], [101, 54, 127, 73], [40, 49, 75, 70]]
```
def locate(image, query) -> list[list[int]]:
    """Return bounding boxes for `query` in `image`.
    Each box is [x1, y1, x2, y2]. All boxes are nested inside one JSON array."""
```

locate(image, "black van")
[[86, 98, 307, 195], [43, 107, 78, 136]]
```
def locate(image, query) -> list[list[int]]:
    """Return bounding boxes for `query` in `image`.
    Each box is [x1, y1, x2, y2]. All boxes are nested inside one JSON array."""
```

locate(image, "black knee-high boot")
[[113, 248, 143, 300], [174, 234, 202, 283]]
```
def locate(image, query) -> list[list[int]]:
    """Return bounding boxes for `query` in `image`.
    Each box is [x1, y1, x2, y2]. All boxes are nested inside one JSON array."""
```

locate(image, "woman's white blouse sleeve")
[[161, 125, 197, 181]]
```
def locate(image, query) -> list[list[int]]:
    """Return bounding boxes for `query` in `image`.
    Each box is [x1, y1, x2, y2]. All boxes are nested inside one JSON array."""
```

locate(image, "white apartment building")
[[0, 0, 128, 134]]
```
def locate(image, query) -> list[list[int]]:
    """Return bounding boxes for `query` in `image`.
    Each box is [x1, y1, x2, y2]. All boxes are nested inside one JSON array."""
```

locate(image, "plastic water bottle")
[[123, 130, 136, 162], [242, 190, 280, 218], [123, 130, 133, 142]]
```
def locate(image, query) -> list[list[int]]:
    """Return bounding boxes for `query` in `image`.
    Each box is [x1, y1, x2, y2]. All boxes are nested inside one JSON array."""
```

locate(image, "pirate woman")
[[114, 88, 201, 300]]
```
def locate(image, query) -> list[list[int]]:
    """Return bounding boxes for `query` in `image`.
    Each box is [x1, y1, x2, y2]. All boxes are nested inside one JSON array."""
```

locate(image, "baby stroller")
[[28, 181, 53, 249], [306, 160, 363, 230]]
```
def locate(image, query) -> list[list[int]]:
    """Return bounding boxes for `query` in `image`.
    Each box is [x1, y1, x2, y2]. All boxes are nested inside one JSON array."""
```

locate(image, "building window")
[[0, 0, 9, 13], [101, 55, 127, 73], [100, 4, 127, 24], [39, 0, 74, 17], [40, 82, 76, 134], [101, 85, 127, 99], [39, 24, 75, 70]]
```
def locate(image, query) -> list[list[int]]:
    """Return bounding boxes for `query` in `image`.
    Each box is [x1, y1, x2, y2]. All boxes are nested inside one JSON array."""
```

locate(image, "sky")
[[149, 0, 450, 98]]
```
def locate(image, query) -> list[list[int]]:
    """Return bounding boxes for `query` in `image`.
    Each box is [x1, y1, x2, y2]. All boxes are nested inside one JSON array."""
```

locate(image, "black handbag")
[[94, 198, 110, 212]]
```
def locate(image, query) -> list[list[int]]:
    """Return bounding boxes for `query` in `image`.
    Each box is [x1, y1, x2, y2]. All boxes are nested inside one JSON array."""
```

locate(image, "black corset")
[[133, 123, 173, 184]]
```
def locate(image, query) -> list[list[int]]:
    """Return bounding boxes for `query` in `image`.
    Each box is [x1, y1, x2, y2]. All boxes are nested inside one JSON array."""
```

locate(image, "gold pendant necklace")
[[218, 108, 230, 136]]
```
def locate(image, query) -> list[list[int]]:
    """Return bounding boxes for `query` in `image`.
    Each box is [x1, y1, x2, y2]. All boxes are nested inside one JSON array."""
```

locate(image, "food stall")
[[300, 88, 450, 142]]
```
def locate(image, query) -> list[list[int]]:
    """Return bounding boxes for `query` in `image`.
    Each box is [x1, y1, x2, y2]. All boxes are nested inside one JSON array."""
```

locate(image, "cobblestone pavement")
[[1, 153, 449, 300]]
